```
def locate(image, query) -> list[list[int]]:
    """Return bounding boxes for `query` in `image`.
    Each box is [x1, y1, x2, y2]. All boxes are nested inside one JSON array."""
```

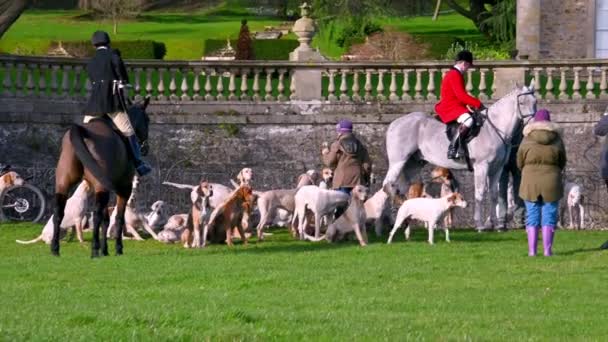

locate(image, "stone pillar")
[[516, 0, 541, 60], [289, 2, 324, 101], [493, 67, 527, 98]]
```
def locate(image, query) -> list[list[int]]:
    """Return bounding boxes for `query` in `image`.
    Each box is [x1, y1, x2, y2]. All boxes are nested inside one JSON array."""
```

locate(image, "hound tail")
[[303, 233, 326, 242], [162, 181, 195, 190], [16, 235, 43, 244]]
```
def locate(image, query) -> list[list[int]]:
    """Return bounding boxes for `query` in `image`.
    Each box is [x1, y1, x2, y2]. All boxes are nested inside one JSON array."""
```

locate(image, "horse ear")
[[143, 96, 151, 110]]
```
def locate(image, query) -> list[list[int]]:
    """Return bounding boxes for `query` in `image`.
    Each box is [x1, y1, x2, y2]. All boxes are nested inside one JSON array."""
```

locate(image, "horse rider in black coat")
[[83, 30, 152, 176]]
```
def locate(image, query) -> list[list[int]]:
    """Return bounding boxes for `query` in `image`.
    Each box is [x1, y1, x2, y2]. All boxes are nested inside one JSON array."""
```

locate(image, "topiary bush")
[[204, 39, 299, 60], [49, 40, 166, 59]]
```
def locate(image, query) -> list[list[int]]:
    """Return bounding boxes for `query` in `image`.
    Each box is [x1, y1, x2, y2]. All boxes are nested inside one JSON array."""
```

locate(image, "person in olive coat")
[[517, 109, 566, 256], [83, 30, 151, 176]]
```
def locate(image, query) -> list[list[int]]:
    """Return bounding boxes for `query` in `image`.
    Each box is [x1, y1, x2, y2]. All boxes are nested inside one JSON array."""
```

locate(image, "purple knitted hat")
[[336, 119, 353, 133], [534, 109, 551, 122]]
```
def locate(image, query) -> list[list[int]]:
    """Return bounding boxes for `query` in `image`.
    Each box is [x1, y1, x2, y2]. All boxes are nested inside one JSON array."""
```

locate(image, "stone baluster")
[[477, 68, 488, 101], [389, 70, 398, 102], [73, 65, 84, 99], [414, 69, 423, 101], [426, 69, 436, 101], [558, 67, 568, 100], [402, 69, 412, 101], [25, 64, 35, 96], [265, 68, 274, 101], [192, 68, 202, 101], [327, 69, 337, 101], [133, 68, 143, 102], [376, 69, 386, 101], [204, 68, 214, 101], [3, 62, 13, 96], [491, 69, 498, 100], [85, 77, 92, 98], [277, 68, 287, 101], [352, 70, 361, 102], [289, 70, 296, 100], [157, 68, 167, 101], [228, 69, 237, 100], [252, 69, 261, 101], [545, 67, 555, 100], [465, 69, 473, 96], [37, 64, 48, 98], [240, 68, 250, 101], [585, 67, 596, 100], [168, 68, 178, 101], [364, 69, 373, 101], [49, 64, 59, 98], [145, 68, 154, 99], [61, 65, 71, 99], [181, 68, 191, 101], [216, 69, 225, 101], [600, 67, 608, 99], [15, 63, 25, 97], [339, 69, 349, 101], [532, 68, 542, 98], [572, 67, 582, 100]]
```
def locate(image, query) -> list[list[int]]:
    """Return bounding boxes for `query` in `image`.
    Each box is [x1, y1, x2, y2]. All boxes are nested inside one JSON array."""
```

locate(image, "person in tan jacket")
[[322, 119, 372, 217]]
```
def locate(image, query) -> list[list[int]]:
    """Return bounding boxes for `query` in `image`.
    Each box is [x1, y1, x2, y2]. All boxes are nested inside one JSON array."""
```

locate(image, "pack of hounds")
[[12, 166, 586, 248]]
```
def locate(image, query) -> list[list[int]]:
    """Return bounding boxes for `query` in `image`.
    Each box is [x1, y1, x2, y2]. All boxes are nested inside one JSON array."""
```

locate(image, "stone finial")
[[292, 2, 316, 52]]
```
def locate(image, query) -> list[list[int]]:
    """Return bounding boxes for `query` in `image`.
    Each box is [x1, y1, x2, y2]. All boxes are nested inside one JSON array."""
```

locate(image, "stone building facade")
[[517, 0, 608, 59]]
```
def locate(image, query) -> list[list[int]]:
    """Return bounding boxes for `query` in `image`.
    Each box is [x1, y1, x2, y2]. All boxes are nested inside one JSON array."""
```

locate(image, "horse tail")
[[69, 125, 115, 192]]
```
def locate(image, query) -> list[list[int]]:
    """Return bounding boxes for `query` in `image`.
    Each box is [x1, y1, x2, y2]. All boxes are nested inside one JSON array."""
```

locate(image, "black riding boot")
[[127, 135, 152, 176], [447, 124, 471, 159]]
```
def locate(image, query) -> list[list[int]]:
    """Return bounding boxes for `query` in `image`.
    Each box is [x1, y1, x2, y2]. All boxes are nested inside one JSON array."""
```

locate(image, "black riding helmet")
[[456, 50, 474, 65], [91, 30, 110, 47]]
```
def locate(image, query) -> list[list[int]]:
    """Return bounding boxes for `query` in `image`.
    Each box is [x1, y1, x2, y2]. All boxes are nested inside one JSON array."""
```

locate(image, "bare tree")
[[91, 0, 143, 34], [0, 0, 30, 39]]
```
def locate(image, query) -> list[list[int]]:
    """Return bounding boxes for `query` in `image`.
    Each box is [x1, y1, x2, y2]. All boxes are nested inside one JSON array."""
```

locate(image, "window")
[[597, 0, 608, 57]]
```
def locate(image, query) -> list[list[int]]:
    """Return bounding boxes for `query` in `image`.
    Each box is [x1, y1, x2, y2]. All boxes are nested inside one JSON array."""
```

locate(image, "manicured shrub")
[[49, 40, 166, 59]]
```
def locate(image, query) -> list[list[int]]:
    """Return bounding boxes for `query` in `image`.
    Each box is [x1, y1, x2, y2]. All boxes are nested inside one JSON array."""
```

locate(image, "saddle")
[[444, 111, 484, 143]]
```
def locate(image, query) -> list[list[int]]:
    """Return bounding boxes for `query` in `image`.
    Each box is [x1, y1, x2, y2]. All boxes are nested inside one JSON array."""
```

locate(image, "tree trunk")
[[78, 0, 90, 10], [444, 0, 493, 32], [113, 18, 118, 34], [0, 0, 30, 39], [432, 0, 441, 21]]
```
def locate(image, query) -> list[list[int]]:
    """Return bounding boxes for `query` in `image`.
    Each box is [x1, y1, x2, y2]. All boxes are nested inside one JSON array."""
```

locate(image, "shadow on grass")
[[559, 247, 602, 256]]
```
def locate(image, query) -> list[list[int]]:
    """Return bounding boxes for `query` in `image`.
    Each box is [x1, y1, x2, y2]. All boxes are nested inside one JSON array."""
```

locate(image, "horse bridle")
[[478, 89, 536, 147]]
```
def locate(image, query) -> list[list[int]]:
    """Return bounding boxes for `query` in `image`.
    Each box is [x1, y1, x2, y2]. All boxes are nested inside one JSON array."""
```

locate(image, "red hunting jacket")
[[434, 67, 482, 123]]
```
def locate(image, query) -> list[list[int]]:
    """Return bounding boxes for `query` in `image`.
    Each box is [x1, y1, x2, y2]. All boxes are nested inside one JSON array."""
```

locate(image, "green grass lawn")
[[1, 7, 488, 61], [1, 223, 607, 340], [0, 8, 287, 60]]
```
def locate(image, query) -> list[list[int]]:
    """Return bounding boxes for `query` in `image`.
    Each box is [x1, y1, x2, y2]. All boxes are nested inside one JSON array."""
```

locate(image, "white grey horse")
[[383, 82, 537, 230]]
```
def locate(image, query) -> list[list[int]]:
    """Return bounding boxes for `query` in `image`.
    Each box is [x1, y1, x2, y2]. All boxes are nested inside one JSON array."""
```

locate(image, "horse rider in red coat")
[[435, 50, 486, 159]]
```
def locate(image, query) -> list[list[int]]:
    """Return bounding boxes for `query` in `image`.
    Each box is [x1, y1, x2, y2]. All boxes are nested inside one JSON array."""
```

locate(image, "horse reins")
[[478, 89, 536, 147]]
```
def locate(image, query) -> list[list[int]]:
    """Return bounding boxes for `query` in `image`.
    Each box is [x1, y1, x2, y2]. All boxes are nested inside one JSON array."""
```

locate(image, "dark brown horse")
[[51, 97, 150, 257]]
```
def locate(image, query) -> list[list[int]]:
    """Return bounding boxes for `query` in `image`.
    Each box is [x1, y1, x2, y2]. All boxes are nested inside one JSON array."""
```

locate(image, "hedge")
[[49, 40, 167, 59], [204, 39, 299, 60]]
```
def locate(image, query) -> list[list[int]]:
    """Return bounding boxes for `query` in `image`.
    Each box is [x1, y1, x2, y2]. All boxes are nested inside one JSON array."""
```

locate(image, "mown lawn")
[[1, 6, 486, 60], [1, 223, 607, 340]]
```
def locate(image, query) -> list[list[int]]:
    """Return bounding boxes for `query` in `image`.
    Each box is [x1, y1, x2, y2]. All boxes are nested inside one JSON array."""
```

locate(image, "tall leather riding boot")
[[447, 124, 470, 159], [127, 135, 152, 176]]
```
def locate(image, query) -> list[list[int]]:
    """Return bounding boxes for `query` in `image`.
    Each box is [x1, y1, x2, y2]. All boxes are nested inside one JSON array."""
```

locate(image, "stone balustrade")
[[1, 55, 608, 103]]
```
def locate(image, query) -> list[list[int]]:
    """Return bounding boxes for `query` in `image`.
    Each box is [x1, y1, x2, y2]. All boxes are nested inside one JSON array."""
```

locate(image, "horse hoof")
[[102, 251, 109, 257], [116, 251, 123, 256], [51, 251, 60, 257]]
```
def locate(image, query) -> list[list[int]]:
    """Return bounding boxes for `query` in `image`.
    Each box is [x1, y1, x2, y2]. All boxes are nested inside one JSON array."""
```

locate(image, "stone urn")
[[292, 2, 316, 52]]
